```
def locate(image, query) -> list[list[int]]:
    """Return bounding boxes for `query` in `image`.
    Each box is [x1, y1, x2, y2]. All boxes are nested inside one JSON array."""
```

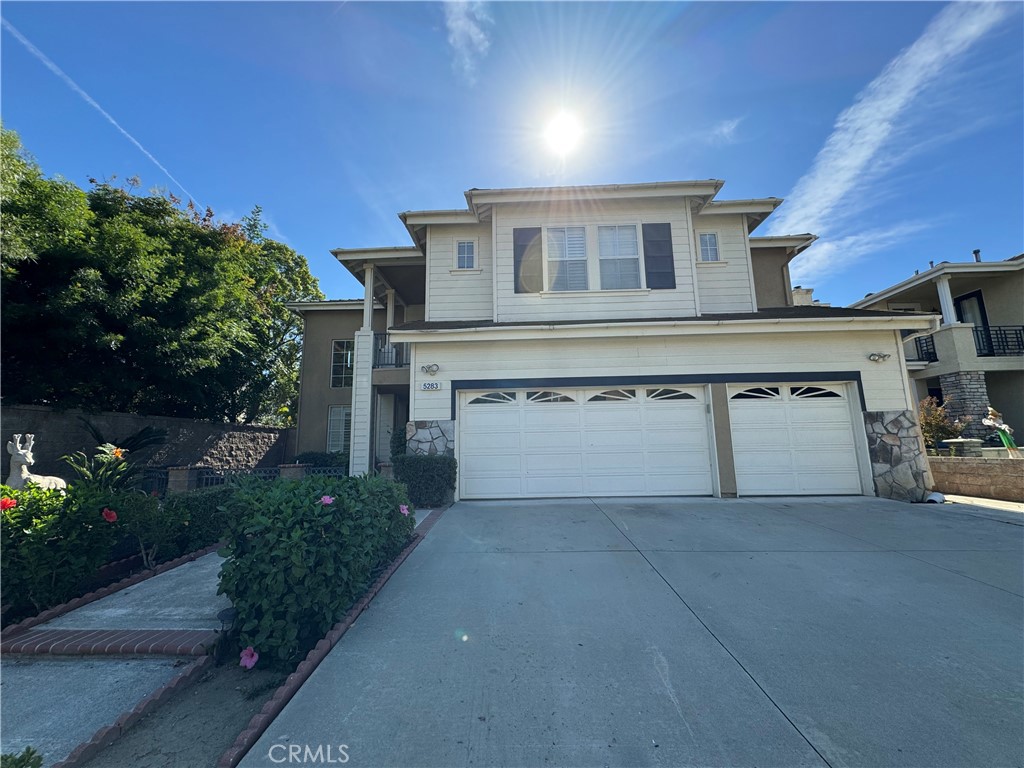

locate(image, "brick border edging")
[[52, 654, 214, 768], [2, 628, 217, 656], [216, 506, 447, 768], [1, 542, 224, 640]]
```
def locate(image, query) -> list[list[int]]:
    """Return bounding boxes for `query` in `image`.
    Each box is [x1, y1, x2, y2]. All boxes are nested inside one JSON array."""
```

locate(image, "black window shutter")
[[642, 223, 675, 290], [513, 227, 543, 293]]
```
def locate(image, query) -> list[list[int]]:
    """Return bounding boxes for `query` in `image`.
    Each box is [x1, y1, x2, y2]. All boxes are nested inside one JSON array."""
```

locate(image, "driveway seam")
[[745, 499, 1024, 598], [589, 498, 835, 768]]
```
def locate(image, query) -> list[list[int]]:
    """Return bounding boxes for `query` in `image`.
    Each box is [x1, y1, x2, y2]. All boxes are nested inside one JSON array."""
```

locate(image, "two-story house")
[[292, 180, 936, 502], [851, 254, 1024, 436]]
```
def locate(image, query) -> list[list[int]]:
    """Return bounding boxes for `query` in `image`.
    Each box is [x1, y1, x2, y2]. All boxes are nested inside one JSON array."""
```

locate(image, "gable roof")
[[849, 255, 1024, 308]]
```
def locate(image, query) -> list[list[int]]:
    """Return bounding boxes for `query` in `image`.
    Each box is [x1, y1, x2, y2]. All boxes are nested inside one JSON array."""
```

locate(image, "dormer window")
[[456, 240, 476, 269], [699, 232, 720, 262]]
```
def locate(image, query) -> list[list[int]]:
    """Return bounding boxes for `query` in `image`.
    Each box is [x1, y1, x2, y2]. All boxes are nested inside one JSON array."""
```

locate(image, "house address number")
[[420, 381, 443, 391]]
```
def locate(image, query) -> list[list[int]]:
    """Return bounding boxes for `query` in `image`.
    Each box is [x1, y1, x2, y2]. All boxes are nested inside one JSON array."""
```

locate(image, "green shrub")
[[165, 486, 239, 553], [392, 454, 457, 507], [62, 444, 141, 492], [293, 451, 349, 469], [390, 426, 407, 460], [218, 474, 413, 669], [113, 492, 185, 569], [1, 747, 43, 768], [1, 483, 120, 619]]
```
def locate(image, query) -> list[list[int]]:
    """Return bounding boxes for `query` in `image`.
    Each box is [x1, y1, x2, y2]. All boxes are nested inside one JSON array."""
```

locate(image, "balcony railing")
[[913, 335, 938, 362], [973, 325, 1024, 357], [373, 333, 410, 368]]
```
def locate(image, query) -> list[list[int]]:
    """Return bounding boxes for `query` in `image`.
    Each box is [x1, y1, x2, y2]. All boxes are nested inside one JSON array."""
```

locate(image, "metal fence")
[[914, 335, 938, 362], [141, 468, 169, 495], [196, 466, 281, 488], [373, 333, 410, 368], [304, 466, 349, 477], [973, 325, 1024, 357]]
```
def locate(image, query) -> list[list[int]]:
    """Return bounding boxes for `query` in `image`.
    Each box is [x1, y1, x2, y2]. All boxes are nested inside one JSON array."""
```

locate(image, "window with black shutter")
[[513, 227, 543, 293], [642, 223, 675, 289]]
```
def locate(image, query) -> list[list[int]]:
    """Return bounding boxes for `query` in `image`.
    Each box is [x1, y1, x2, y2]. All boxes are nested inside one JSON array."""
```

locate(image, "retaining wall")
[[2, 404, 294, 478], [928, 456, 1024, 503]]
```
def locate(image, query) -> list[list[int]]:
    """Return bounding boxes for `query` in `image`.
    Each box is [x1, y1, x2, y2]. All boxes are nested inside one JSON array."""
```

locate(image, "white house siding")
[[692, 213, 755, 313], [493, 199, 698, 323], [426, 223, 493, 322], [409, 329, 910, 420]]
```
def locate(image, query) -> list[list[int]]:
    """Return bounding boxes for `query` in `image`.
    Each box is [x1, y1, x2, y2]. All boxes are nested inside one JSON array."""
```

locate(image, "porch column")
[[348, 329, 375, 476], [385, 288, 395, 329], [362, 264, 374, 330], [934, 274, 957, 326]]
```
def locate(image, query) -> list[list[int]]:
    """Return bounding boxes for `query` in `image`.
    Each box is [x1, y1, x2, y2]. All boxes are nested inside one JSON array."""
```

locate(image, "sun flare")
[[544, 111, 583, 156]]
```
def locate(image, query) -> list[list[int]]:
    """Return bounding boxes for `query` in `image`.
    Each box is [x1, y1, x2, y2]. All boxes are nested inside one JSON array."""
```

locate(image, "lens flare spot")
[[544, 111, 583, 156]]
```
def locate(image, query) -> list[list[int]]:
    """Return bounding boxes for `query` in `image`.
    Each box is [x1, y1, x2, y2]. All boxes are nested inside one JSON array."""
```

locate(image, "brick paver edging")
[[2, 627, 216, 656], [217, 506, 447, 768], [1, 542, 223, 640], [51, 654, 214, 768]]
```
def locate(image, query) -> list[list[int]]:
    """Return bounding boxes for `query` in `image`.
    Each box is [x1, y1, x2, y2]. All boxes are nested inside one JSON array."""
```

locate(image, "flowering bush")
[[218, 475, 414, 669], [918, 397, 972, 449]]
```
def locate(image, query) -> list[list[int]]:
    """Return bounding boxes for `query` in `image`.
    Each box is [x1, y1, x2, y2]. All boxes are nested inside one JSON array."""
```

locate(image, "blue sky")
[[3, 1, 1021, 306]]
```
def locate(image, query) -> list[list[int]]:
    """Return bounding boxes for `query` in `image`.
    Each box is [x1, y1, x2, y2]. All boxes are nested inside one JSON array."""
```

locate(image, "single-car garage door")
[[728, 383, 863, 495], [458, 386, 714, 499]]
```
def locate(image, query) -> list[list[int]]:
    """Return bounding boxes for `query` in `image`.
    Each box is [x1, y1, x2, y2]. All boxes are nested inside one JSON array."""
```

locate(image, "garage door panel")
[[525, 476, 584, 496], [791, 449, 859, 470], [648, 472, 714, 494], [582, 407, 643, 429], [523, 408, 580, 429], [641, 409, 707, 429], [586, 453, 645, 473], [524, 452, 583, 474], [797, 472, 862, 494], [462, 476, 522, 497], [462, 409, 520, 429], [522, 431, 582, 451], [460, 431, 522, 453], [585, 430, 644, 450], [462, 453, 521, 473], [584, 474, 648, 495]]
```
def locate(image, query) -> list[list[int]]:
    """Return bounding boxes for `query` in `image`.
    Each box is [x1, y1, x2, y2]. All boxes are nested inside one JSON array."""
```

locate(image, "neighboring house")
[[292, 180, 936, 501], [851, 254, 1024, 437]]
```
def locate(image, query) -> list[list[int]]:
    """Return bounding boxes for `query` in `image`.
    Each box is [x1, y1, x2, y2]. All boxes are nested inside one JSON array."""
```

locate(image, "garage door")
[[728, 384, 863, 495], [458, 386, 714, 499]]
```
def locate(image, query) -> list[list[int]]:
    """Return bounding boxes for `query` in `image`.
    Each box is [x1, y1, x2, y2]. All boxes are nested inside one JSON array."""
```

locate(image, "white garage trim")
[[728, 382, 867, 495], [457, 386, 715, 499]]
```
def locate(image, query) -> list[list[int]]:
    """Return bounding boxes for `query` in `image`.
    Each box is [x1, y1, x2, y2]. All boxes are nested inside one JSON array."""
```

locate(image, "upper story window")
[[456, 240, 476, 269], [546, 226, 588, 292], [698, 232, 720, 262], [598, 226, 641, 290], [331, 340, 353, 388], [513, 223, 676, 294]]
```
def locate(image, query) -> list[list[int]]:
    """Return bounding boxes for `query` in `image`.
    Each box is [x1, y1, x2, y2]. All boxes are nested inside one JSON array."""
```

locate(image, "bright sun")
[[544, 111, 583, 156]]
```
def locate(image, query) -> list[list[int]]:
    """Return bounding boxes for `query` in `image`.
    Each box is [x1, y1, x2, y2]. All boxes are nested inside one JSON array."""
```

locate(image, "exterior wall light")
[[867, 353, 892, 363], [421, 364, 440, 376]]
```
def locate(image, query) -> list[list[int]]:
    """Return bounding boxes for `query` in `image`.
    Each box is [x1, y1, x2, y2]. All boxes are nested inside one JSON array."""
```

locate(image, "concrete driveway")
[[239, 498, 1023, 768]]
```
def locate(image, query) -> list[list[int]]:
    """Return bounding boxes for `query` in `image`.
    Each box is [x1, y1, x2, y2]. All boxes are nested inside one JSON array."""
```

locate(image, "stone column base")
[[863, 410, 929, 502]]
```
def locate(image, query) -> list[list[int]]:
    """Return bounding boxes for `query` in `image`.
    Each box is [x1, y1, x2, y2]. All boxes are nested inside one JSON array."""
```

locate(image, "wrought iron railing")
[[973, 325, 1024, 357], [913, 335, 938, 362], [196, 467, 280, 488], [373, 333, 410, 368], [304, 466, 349, 477], [141, 468, 169, 495]]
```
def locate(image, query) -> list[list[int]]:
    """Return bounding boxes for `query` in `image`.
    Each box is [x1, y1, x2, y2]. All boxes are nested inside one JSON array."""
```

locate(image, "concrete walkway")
[[238, 497, 1023, 768], [0, 553, 230, 767]]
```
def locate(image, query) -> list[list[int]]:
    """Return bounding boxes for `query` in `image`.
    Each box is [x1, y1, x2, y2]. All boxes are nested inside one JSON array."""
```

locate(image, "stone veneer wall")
[[2, 404, 294, 477], [938, 371, 989, 438], [863, 410, 930, 502], [929, 457, 1024, 503], [405, 420, 455, 457]]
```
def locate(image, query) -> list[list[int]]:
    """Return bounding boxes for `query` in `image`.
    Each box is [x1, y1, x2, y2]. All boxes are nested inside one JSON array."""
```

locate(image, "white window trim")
[[330, 339, 354, 389], [532, 221, 651, 293], [696, 230, 722, 263], [454, 238, 478, 270], [326, 405, 352, 453], [450, 268, 483, 275]]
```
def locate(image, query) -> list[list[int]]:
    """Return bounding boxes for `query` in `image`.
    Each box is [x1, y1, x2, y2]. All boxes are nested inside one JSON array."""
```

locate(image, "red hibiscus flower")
[[102, 508, 118, 523], [1, 497, 16, 511]]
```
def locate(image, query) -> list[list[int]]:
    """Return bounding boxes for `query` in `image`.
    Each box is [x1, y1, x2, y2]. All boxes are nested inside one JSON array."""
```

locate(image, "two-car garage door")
[[456, 382, 865, 499], [458, 386, 714, 499]]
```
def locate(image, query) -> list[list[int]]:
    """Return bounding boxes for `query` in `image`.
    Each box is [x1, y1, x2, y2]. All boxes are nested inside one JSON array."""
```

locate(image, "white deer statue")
[[6, 434, 67, 491]]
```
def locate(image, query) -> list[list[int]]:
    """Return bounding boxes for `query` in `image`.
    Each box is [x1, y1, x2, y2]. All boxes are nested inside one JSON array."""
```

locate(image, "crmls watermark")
[[267, 744, 350, 764]]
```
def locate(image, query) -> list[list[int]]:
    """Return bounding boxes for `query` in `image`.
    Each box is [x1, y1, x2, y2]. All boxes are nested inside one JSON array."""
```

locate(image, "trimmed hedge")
[[217, 474, 414, 669], [393, 454, 457, 507], [165, 486, 239, 554]]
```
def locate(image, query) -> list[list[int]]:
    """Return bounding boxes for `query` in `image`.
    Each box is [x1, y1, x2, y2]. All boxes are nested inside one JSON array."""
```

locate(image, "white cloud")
[[2, 18, 201, 206], [769, 1, 1009, 239], [789, 221, 931, 286], [443, 1, 492, 84], [710, 117, 743, 145]]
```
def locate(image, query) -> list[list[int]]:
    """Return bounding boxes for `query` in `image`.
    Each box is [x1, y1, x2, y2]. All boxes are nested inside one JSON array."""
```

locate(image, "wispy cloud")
[[1, 18, 201, 206], [790, 221, 931, 285], [710, 117, 743, 145], [443, 1, 492, 84], [769, 1, 1010, 284]]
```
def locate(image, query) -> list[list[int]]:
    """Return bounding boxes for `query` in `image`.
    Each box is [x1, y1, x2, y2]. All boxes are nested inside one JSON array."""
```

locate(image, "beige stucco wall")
[[750, 248, 794, 308], [295, 307, 389, 455]]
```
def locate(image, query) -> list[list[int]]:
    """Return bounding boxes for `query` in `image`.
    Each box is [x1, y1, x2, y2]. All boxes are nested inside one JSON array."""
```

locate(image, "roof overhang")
[[398, 209, 479, 251], [330, 247, 426, 305], [284, 300, 375, 314], [850, 259, 1024, 309], [750, 234, 818, 260], [464, 180, 725, 216], [699, 198, 784, 233], [391, 314, 937, 344]]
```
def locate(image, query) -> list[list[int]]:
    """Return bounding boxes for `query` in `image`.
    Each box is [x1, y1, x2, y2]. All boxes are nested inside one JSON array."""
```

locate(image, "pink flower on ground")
[[239, 646, 259, 669], [320, 495, 335, 506], [102, 508, 118, 523], [399, 504, 410, 516]]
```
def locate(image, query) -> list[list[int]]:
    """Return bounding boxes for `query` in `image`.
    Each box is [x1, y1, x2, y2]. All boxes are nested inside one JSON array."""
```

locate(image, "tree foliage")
[[1, 127, 323, 423]]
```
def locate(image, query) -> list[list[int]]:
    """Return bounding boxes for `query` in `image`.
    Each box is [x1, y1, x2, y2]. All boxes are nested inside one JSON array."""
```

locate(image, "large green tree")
[[1, 127, 323, 423]]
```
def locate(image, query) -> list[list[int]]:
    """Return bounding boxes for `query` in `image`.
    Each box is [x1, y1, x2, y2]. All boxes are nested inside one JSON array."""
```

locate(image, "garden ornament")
[[6, 434, 67, 491], [981, 407, 1021, 459]]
